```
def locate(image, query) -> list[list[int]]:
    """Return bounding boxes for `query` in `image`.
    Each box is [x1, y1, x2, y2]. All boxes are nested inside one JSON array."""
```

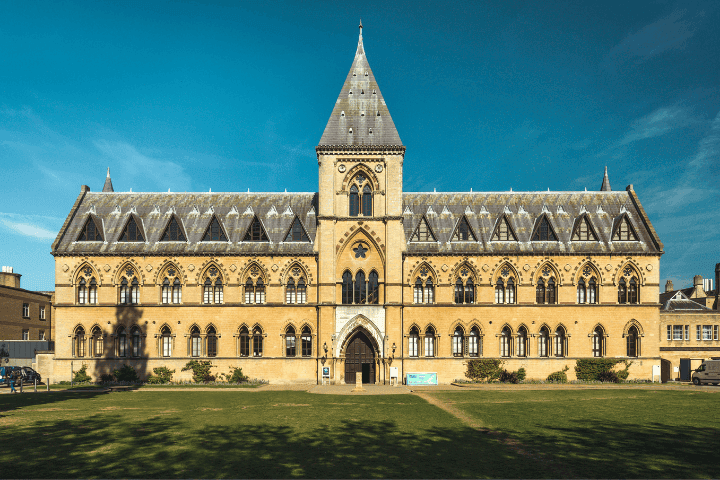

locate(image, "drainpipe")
[[715, 263, 720, 310]]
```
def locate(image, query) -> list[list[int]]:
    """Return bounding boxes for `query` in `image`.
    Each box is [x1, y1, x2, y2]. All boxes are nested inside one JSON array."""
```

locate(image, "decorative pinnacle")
[[106, 167, 111, 178], [359, 19, 363, 37]]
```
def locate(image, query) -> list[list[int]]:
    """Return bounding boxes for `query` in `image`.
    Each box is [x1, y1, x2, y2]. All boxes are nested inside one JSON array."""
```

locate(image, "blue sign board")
[[406, 372, 438, 386]]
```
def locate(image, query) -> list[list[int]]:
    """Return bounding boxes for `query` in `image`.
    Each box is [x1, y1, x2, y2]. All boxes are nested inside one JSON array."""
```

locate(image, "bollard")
[[20, 378, 23, 394], [34, 378, 37, 393], [47, 378, 50, 392]]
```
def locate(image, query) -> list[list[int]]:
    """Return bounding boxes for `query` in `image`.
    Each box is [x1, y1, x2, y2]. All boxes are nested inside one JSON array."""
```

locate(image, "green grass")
[[45, 383, 261, 390], [431, 389, 720, 478], [0, 389, 718, 478]]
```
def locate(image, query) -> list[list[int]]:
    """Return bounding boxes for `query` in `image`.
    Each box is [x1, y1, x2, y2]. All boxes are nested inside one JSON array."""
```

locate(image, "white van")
[[691, 359, 720, 385]]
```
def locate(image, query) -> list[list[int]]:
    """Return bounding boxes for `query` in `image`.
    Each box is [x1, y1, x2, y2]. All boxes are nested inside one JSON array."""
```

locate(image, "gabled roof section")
[[571, 214, 599, 242], [491, 214, 518, 242], [202, 215, 228, 242], [450, 216, 477, 242], [243, 215, 269, 242], [531, 214, 558, 241], [117, 215, 145, 242], [410, 216, 436, 242], [318, 23, 403, 147], [76, 215, 103, 242], [160, 215, 187, 242], [284, 216, 310, 242], [612, 214, 639, 241]]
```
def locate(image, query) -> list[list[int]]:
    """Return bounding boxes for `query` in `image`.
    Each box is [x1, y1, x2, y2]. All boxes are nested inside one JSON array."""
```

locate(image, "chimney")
[[665, 280, 674, 293], [694, 275, 703, 288], [0, 266, 21, 288]]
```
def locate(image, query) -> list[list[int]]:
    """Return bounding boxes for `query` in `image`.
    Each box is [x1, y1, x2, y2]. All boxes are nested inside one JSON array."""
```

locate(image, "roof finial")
[[359, 19, 363, 38], [600, 166, 612, 191], [103, 167, 114, 192]]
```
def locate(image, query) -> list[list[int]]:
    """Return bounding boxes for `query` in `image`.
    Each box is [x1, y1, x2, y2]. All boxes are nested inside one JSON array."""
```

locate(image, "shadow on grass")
[[1, 414, 528, 479], [0, 390, 108, 418]]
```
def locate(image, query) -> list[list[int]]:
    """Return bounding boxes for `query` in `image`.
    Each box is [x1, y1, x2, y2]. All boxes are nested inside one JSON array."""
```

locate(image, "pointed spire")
[[600, 166, 611, 191], [102, 167, 114, 192], [318, 23, 402, 147]]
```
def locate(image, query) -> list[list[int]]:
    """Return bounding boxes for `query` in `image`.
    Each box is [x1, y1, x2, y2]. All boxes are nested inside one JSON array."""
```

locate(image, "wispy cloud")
[[619, 105, 693, 146], [94, 140, 192, 191], [0, 213, 62, 240], [604, 9, 697, 69]]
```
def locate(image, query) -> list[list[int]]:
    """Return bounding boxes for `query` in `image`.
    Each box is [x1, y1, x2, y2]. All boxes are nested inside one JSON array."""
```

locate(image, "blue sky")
[[1, 1, 718, 292]]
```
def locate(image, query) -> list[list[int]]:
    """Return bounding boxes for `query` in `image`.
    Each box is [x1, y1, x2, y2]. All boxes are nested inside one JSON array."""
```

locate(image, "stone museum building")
[[50, 26, 670, 384]]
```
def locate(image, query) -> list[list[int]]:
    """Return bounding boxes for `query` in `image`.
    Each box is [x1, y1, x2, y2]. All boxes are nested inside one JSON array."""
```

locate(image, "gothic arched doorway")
[[344, 330, 376, 384]]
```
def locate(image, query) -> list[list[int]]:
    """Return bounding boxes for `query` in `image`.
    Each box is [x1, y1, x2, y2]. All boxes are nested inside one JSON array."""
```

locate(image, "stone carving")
[[272, 264, 279, 272], [482, 264, 489, 272], [229, 264, 237, 272], [62, 264, 69, 272], [375, 164, 383, 173], [523, 264, 530, 271], [187, 264, 195, 272], [605, 264, 612, 271], [338, 164, 346, 173], [564, 264, 572, 272], [441, 264, 449, 272], [146, 264, 152, 272], [646, 264, 653, 271], [104, 264, 111, 272]]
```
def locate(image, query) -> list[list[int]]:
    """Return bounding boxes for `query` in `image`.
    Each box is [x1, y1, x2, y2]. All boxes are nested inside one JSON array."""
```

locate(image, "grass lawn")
[[1, 389, 717, 478]]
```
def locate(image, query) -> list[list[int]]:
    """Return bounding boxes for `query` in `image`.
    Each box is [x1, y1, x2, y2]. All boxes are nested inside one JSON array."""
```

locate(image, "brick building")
[[0, 266, 53, 343], [50, 25, 666, 383]]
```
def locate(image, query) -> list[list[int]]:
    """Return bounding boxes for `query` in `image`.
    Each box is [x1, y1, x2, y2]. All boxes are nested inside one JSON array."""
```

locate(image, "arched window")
[[349, 185, 360, 216], [297, 278, 307, 304], [414, 278, 423, 304], [354, 271, 366, 304], [161, 326, 172, 357], [618, 278, 627, 304], [425, 279, 434, 304], [120, 278, 129, 304], [468, 327, 480, 357], [162, 278, 171, 304], [538, 327, 549, 357], [536, 278, 546, 304], [495, 279, 504, 304], [204, 278, 213, 304], [342, 271, 353, 304], [506, 278, 516, 304], [627, 326, 639, 357], [554, 327, 566, 357], [629, 277, 638, 304], [214, 278, 223, 304], [255, 279, 265, 304], [517, 326, 528, 357], [593, 326, 604, 357], [131, 326, 141, 357], [92, 326, 103, 357], [500, 327, 511, 357], [301, 327, 312, 357], [424, 327, 435, 357], [117, 326, 127, 357], [409, 327, 419, 357], [452, 327, 464, 357], [173, 278, 182, 304], [245, 278, 254, 304], [362, 184, 372, 216], [190, 326, 201, 357], [207, 326, 217, 358], [455, 278, 464, 304], [130, 278, 139, 304], [75, 326, 86, 357], [253, 327, 263, 357], [78, 278, 87, 304], [286, 326, 296, 357], [577, 277, 586, 304], [588, 277, 597, 304], [286, 278, 296, 304], [368, 271, 379, 304], [239, 326, 250, 357], [89, 278, 97, 304], [465, 278, 475, 304], [547, 278, 556, 304]]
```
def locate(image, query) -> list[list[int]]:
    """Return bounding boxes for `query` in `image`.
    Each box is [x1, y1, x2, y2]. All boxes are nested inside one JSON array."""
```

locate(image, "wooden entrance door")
[[344, 332, 375, 384]]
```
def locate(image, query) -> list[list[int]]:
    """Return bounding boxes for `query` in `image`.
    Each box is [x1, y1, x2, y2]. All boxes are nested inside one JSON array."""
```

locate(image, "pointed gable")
[[491, 214, 517, 242], [160, 215, 187, 242], [451, 216, 477, 242], [410, 217, 436, 242], [118, 215, 145, 242], [318, 23, 402, 147], [243, 215, 269, 242], [284, 216, 310, 242], [202, 215, 228, 242], [531, 215, 558, 241], [571, 214, 598, 241], [77, 216, 103, 242], [612, 214, 638, 241]]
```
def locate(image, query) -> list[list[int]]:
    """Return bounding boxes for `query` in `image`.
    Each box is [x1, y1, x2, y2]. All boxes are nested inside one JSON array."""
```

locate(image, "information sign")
[[406, 372, 438, 386]]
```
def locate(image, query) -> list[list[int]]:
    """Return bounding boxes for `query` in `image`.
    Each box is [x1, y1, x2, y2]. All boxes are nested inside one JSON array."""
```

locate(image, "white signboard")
[[389, 367, 398, 379]]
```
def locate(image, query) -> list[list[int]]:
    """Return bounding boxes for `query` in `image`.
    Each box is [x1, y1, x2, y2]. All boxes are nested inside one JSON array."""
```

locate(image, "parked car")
[[692, 359, 720, 385]]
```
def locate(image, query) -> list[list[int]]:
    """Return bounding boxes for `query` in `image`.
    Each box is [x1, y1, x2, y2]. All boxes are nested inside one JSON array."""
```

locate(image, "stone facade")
[[0, 269, 53, 343], [50, 26, 667, 384]]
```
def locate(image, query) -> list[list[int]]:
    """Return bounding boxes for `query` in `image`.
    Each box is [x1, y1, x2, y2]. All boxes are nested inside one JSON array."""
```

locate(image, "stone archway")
[[342, 328, 378, 384]]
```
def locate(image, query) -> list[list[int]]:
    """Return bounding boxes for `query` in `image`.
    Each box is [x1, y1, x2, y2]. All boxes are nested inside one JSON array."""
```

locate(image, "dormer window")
[[365, 71, 368, 76]]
